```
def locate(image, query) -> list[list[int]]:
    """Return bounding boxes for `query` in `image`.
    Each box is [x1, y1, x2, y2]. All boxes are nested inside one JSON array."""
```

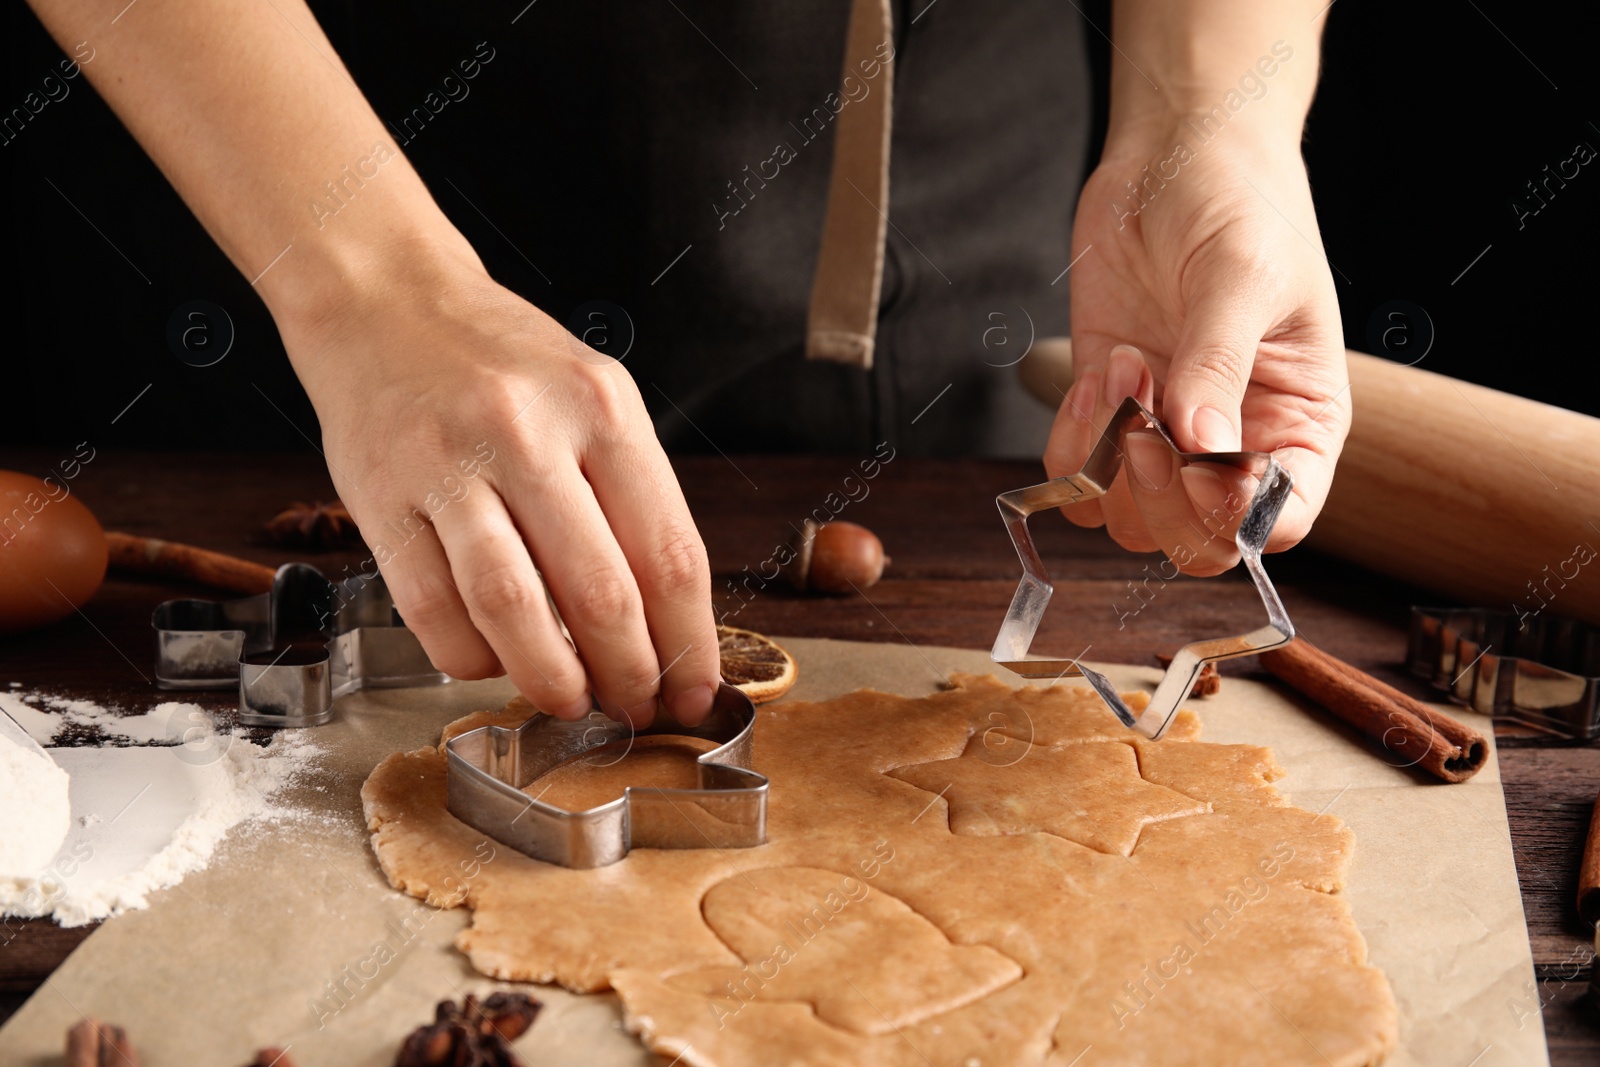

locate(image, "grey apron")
[[345, 0, 1092, 457]]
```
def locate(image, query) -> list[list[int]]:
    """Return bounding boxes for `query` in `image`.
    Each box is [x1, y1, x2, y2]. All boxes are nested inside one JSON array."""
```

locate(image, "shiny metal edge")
[[444, 682, 769, 869], [1407, 605, 1600, 740], [991, 396, 1296, 739]]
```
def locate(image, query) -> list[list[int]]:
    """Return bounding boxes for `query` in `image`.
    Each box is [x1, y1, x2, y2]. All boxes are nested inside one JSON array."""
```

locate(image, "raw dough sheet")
[[367, 675, 1397, 1066], [0, 639, 1549, 1066]]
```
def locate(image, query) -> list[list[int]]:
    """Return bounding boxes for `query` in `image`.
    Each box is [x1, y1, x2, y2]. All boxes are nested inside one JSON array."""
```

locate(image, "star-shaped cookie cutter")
[[992, 396, 1295, 739], [151, 562, 447, 728], [445, 682, 767, 868]]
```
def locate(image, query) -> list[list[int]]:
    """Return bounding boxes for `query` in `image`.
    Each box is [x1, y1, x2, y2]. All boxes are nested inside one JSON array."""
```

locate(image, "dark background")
[[4, 0, 1596, 450]]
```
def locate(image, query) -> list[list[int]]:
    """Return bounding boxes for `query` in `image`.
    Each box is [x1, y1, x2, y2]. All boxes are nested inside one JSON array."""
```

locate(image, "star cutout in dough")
[[888, 735, 1210, 855]]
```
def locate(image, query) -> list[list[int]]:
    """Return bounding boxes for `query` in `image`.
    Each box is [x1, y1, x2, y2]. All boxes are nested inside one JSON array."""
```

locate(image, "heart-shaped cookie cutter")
[[992, 396, 1296, 739], [445, 682, 768, 868], [151, 562, 446, 727]]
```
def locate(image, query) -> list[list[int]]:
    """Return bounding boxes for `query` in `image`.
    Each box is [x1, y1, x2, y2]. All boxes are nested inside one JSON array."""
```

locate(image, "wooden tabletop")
[[2, 449, 1597, 1063]]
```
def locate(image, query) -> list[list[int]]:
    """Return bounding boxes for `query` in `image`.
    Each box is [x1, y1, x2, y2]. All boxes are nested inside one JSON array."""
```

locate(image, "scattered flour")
[[0, 690, 209, 745], [0, 691, 323, 927], [0, 694, 61, 744]]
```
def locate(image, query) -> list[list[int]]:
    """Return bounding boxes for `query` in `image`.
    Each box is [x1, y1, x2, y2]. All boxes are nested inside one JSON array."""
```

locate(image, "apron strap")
[[805, 0, 894, 370]]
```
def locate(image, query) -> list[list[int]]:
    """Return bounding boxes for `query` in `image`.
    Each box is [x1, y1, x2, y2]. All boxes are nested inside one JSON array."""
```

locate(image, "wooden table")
[[2, 449, 1597, 1063]]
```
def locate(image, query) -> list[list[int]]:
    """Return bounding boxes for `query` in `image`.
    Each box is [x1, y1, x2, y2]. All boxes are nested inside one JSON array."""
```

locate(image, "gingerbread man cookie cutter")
[[992, 396, 1295, 739], [445, 682, 768, 868]]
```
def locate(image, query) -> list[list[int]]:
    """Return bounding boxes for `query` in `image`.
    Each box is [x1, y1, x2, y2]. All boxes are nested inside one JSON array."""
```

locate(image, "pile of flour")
[[0, 690, 322, 927], [0, 730, 71, 879]]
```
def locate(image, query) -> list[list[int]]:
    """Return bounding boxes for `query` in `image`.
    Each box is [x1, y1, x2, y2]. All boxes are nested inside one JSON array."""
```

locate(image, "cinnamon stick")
[[66, 1017, 140, 1067], [105, 532, 276, 595], [1154, 654, 1221, 697], [1258, 638, 1487, 783], [1579, 791, 1600, 926]]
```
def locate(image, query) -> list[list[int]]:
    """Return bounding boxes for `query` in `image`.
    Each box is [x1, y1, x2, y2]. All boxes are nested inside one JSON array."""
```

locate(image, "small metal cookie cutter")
[[992, 396, 1295, 739], [445, 682, 768, 868], [1408, 606, 1600, 740], [152, 563, 446, 727]]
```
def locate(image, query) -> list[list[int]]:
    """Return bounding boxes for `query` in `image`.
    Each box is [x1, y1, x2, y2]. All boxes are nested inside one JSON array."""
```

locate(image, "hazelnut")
[[781, 519, 888, 595]]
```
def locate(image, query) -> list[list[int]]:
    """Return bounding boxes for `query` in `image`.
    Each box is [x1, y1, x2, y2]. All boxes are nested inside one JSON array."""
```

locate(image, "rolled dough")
[[362, 674, 1396, 1066]]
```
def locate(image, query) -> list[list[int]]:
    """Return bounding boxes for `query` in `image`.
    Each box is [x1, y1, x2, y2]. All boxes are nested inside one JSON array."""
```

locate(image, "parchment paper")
[[0, 639, 1547, 1066]]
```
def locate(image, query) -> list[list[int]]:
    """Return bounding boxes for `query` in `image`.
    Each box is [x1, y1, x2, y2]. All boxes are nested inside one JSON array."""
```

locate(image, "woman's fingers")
[[1256, 442, 1339, 552], [499, 453, 666, 729], [1045, 345, 1165, 550], [1044, 367, 1106, 529], [431, 491, 592, 719], [583, 405, 720, 727], [366, 506, 503, 683], [296, 278, 729, 730], [1163, 265, 1277, 456], [1042, 336, 1276, 571], [1123, 434, 1255, 576], [1092, 346, 1160, 553]]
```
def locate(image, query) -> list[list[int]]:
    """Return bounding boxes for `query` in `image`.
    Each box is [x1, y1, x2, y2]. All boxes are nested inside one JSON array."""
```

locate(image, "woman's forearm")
[[1108, 0, 1328, 153], [25, 0, 477, 330]]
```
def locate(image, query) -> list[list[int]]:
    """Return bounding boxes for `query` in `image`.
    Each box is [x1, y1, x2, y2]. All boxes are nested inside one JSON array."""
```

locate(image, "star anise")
[[394, 992, 541, 1067], [264, 500, 362, 549]]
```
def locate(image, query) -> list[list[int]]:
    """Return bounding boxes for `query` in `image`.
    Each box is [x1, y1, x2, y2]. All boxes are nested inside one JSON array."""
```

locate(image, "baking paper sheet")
[[0, 639, 1547, 1066]]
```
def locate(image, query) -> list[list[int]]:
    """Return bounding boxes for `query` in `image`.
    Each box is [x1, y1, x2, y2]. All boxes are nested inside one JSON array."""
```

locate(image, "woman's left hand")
[[1049, 124, 1350, 575]]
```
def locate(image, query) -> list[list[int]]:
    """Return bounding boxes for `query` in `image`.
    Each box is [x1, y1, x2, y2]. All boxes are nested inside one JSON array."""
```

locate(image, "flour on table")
[[0, 690, 211, 745], [0, 691, 323, 927]]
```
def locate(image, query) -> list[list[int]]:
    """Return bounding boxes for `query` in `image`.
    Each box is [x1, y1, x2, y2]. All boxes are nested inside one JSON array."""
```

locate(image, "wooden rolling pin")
[[1019, 341, 1600, 626]]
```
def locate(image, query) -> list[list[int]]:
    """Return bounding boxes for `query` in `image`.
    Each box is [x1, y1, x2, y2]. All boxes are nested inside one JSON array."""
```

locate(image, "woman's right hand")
[[277, 250, 721, 729], [26, 0, 719, 726]]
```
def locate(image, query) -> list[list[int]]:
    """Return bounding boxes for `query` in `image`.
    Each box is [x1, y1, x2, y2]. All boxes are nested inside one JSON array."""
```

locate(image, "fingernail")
[[1102, 347, 1144, 407], [1191, 406, 1238, 452], [1179, 466, 1231, 527], [552, 695, 592, 720], [1065, 370, 1100, 420], [623, 697, 659, 729], [1125, 431, 1175, 492], [667, 683, 716, 726]]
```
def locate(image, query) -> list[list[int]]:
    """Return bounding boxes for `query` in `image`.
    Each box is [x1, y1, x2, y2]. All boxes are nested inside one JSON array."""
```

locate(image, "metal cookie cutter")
[[446, 682, 767, 868], [992, 396, 1295, 739], [152, 563, 446, 727], [1408, 606, 1600, 740]]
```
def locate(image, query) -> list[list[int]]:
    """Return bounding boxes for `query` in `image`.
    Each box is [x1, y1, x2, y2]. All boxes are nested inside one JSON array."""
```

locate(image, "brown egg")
[[0, 471, 108, 635]]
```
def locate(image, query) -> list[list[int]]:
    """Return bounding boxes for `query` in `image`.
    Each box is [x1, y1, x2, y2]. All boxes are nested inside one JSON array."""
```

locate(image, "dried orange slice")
[[717, 626, 797, 704]]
